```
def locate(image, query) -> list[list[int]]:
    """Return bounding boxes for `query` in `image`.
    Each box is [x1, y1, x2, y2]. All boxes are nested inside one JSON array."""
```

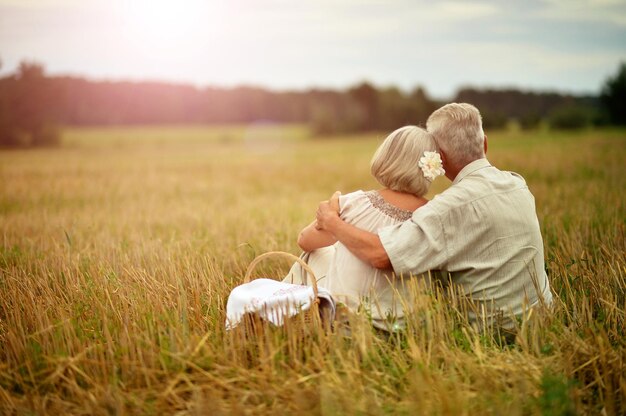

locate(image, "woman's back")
[[325, 190, 424, 331]]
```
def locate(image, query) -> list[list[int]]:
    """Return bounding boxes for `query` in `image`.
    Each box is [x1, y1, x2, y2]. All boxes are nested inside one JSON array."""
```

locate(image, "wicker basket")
[[242, 251, 330, 330]]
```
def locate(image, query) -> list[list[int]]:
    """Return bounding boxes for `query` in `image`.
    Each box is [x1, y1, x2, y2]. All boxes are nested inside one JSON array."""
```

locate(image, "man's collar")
[[452, 158, 492, 185]]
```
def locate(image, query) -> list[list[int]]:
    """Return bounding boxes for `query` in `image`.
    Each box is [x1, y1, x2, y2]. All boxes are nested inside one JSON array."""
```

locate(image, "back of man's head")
[[426, 103, 485, 170]]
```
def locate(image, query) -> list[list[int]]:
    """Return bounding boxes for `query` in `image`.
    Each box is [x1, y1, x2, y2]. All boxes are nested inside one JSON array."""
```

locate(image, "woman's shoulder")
[[338, 189, 376, 219], [338, 189, 366, 209]]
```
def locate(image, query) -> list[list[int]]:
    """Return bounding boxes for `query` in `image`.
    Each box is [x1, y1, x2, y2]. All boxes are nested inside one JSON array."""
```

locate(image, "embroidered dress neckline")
[[364, 191, 414, 221]]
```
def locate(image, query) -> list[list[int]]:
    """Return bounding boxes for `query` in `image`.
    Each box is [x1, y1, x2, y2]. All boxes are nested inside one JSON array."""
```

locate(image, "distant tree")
[[0, 61, 60, 147], [17, 61, 45, 79], [600, 62, 626, 125], [348, 82, 379, 131], [480, 110, 508, 130], [519, 112, 542, 130], [548, 104, 596, 129], [308, 90, 367, 136], [377, 87, 410, 131], [410, 87, 438, 127]]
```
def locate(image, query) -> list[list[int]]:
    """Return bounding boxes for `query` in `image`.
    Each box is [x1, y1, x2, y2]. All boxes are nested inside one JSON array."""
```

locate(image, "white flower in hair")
[[418, 151, 445, 181]]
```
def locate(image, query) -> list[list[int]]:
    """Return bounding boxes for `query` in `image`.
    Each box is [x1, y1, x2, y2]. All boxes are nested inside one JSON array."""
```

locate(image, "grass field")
[[0, 124, 624, 415]]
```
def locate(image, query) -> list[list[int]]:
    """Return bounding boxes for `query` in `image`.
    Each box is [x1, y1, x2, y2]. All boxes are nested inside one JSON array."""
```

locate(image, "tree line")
[[0, 61, 624, 147]]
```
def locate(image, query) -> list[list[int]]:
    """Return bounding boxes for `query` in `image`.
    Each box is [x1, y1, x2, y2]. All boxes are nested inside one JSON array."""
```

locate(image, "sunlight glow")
[[119, 0, 226, 47]]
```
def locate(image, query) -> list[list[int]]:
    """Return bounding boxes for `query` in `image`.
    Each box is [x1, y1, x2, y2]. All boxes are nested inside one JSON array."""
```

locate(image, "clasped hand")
[[315, 191, 341, 231]]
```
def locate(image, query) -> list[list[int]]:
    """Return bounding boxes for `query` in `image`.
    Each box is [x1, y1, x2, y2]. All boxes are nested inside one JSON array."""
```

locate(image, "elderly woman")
[[288, 125, 444, 331]]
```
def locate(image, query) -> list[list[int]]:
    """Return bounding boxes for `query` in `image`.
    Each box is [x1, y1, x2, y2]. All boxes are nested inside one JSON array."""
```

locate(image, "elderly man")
[[315, 103, 552, 330]]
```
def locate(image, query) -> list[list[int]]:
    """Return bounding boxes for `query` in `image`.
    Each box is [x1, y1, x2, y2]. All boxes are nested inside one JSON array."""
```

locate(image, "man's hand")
[[315, 191, 341, 231], [313, 190, 390, 269]]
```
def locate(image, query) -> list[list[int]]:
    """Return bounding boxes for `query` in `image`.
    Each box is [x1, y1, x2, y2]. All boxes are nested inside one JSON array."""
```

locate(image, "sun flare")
[[120, 0, 224, 45]]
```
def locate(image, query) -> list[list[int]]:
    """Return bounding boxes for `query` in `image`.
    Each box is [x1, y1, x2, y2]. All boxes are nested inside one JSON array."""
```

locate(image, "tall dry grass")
[[0, 125, 624, 415]]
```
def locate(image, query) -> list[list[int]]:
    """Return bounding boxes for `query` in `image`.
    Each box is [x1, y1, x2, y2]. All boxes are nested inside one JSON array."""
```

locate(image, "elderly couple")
[[228, 103, 552, 333]]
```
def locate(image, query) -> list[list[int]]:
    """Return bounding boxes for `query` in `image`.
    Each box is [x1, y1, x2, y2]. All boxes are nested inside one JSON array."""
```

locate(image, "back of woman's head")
[[370, 126, 438, 197]]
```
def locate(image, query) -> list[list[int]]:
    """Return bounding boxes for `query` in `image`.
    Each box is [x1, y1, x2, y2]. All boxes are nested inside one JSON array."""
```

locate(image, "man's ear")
[[484, 135, 488, 155]]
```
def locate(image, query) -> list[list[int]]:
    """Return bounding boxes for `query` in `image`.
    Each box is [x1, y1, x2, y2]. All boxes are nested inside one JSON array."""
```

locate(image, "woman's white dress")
[[285, 190, 420, 331]]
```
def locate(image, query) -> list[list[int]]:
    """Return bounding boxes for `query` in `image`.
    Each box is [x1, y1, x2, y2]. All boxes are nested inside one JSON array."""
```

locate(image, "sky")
[[0, 0, 625, 98]]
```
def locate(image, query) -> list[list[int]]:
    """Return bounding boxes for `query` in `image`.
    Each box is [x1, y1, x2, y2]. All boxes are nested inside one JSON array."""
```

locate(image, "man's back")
[[379, 158, 552, 327]]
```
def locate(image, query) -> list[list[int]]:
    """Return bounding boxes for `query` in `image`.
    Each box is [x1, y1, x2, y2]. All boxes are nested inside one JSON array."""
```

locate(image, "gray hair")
[[370, 126, 437, 197], [426, 103, 485, 168]]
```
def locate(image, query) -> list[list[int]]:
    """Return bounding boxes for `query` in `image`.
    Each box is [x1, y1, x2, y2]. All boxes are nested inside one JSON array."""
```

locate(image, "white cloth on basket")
[[225, 278, 335, 329]]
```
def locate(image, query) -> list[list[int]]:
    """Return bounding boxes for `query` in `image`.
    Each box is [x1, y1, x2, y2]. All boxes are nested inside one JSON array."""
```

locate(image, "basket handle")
[[243, 251, 319, 298]]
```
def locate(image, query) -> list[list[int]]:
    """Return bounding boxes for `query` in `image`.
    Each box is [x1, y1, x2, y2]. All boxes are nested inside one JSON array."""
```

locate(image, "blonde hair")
[[370, 126, 437, 197], [426, 103, 485, 167]]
